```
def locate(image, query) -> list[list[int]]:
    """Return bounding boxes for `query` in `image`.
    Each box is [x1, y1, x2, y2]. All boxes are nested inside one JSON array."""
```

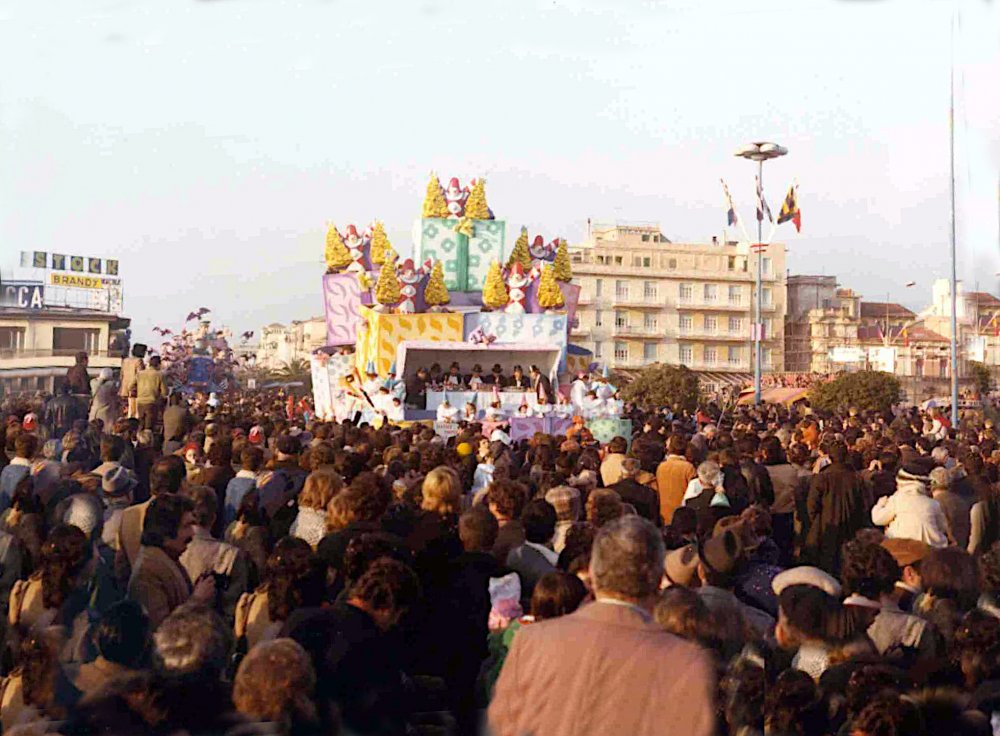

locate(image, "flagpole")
[[756, 159, 764, 405], [949, 7, 959, 426]]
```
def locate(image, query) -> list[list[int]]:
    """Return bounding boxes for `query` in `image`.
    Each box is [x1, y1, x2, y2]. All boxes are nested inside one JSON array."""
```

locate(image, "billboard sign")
[[0, 282, 45, 310]]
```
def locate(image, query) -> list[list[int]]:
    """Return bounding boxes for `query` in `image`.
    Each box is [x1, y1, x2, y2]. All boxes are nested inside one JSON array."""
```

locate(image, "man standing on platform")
[[134, 355, 167, 432], [120, 344, 146, 420]]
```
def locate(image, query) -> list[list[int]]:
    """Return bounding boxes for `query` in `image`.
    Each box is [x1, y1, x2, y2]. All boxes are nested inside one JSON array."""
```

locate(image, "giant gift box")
[[416, 218, 506, 292], [463, 312, 569, 370], [586, 418, 632, 447], [322, 273, 364, 347], [355, 307, 465, 376]]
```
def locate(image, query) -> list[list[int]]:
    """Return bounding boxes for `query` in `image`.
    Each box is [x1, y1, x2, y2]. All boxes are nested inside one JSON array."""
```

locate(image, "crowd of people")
[[2, 355, 1000, 735]]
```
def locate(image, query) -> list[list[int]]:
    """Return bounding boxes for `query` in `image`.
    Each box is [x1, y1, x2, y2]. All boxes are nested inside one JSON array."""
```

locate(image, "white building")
[[256, 317, 327, 370]]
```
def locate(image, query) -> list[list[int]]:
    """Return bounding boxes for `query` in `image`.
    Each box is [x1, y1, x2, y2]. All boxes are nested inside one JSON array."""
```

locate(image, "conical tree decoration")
[[325, 223, 352, 272], [422, 173, 450, 219], [464, 179, 491, 219], [482, 260, 509, 310], [507, 227, 533, 271], [537, 264, 565, 310], [553, 239, 572, 282], [424, 261, 451, 307], [383, 241, 399, 265], [370, 221, 391, 265], [375, 256, 401, 307]]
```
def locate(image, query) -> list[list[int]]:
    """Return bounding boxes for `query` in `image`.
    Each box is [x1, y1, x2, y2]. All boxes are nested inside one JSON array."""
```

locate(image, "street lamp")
[[736, 141, 788, 404]]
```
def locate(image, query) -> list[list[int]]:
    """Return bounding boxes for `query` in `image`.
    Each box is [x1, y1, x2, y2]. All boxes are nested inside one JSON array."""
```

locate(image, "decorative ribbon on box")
[[355, 307, 465, 377], [416, 218, 506, 292], [462, 312, 569, 370], [322, 272, 364, 346], [586, 418, 633, 448]]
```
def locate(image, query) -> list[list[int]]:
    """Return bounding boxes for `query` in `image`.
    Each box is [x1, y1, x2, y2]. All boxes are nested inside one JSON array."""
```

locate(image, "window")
[[704, 346, 717, 365], [680, 345, 693, 363], [614, 256, 623, 266], [763, 347, 773, 367], [705, 315, 718, 333], [704, 284, 717, 303], [728, 285, 742, 305], [615, 310, 628, 329], [762, 287, 773, 306], [727, 256, 736, 271], [679, 283, 693, 302], [593, 341, 603, 358], [642, 257, 651, 268], [762, 257, 772, 276], [595, 279, 603, 297], [52, 327, 100, 355], [570, 317, 580, 330], [615, 280, 628, 299], [643, 281, 657, 300], [729, 316, 742, 334], [679, 315, 693, 333], [641, 234, 650, 242], [764, 318, 773, 338], [643, 313, 658, 331], [668, 258, 678, 270], [0, 327, 25, 355], [633, 256, 642, 267], [595, 310, 604, 328], [728, 346, 741, 366], [614, 342, 628, 362], [643, 343, 657, 361]]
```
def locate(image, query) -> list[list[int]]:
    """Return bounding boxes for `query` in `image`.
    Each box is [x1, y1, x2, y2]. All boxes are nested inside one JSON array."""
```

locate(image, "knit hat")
[[490, 429, 512, 447], [42, 440, 62, 460], [772, 566, 842, 598], [664, 544, 700, 587], [897, 465, 931, 484], [545, 485, 581, 522], [698, 528, 743, 576], [456, 442, 474, 458], [22, 413, 37, 432], [102, 466, 137, 498], [248, 426, 264, 445], [881, 538, 932, 568], [62, 494, 104, 540]]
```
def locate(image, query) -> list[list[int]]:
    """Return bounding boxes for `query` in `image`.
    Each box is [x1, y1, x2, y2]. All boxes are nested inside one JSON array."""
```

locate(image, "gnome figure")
[[397, 259, 425, 314], [444, 177, 468, 219], [344, 224, 367, 273], [528, 235, 553, 263], [505, 263, 530, 314]]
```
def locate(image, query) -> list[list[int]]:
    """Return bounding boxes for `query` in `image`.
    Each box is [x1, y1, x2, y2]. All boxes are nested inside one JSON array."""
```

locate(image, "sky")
[[1, 0, 998, 345]]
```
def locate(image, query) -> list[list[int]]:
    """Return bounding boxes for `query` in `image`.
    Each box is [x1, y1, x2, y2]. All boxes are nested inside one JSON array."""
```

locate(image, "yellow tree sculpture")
[[537, 264, 566, 311], [421, 173, 450, 219], [424, 261, 451, 309], [464, 179, 491, 219], [325, 223, 352, 272], [374, 256, 401, 309], [370, 221, 392, 265], [552, 239, 572, 282], [506, 227, 533, 271], [482, 260, 509, 310]]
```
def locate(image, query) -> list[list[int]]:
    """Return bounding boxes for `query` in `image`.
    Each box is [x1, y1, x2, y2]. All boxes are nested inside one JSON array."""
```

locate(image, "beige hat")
[[772, 566, 842, 598], [663, 544, 700, 588]]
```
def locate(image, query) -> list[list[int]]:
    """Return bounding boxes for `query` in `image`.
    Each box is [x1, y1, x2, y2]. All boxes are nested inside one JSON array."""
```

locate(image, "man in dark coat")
[[607, 458, 662, 525], [45, 384, 87, 439], [529, 365, 553, 404], [804, 440, 868, 575]]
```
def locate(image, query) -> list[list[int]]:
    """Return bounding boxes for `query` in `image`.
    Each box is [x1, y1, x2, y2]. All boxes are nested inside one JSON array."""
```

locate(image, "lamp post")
[[736, 141, 787, 404]]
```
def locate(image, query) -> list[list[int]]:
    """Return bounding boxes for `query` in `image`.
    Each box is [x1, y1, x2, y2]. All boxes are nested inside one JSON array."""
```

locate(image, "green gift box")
[[416, 218, 506, 292], [586, 418, 632, 448]]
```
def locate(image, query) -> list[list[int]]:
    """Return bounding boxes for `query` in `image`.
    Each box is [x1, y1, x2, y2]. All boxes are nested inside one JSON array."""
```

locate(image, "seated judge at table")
[[405, 367, 429, 409], [488, 363, 506, 387], [428, 362, 444, 386], [467, 364, 485, 390], [444, 362, 463, 388], [509, 365, 529, 390]]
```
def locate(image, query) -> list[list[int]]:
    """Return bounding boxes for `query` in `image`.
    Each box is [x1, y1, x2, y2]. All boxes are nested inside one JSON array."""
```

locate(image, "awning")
[[737, 387, 811, 407], [697, 372, 752, 387]]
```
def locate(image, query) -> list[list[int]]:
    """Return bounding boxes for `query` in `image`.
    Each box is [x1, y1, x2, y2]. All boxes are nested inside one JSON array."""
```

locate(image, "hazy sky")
[[2, 0, 998, 345]]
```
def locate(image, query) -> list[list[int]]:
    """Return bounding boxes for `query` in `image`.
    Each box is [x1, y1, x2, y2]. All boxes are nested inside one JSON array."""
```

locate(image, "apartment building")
[[256, 317, 327, 370], [569, 223, 786, 378], [785, 275, 861, 373]]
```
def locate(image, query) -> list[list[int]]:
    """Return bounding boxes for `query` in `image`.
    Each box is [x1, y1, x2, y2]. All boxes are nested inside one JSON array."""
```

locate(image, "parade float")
[[311, 174, 629, 440], [150, 310, 239, 394]]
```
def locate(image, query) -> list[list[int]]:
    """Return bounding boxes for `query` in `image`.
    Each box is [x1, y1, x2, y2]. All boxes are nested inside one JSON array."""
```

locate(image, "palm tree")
[[273, 358, 312, 388]]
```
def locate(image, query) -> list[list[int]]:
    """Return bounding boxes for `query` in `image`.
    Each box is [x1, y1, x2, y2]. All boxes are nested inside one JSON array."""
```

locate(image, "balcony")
[[0, 348, 122, 360], [680, 360, 753, 372], [612, 324, 664, 339], [612, 293, 663, 308], [676, 330, 749, 342], [676, 299, 752, 312]]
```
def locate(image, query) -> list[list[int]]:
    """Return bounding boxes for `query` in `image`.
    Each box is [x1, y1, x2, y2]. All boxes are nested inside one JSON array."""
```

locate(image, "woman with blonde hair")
[[290, 470, 343, 549], [408, 466, 463, 573], [233, 638, 321, 734]]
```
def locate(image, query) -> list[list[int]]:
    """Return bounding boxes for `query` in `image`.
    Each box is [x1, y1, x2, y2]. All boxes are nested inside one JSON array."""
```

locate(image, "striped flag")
[[777, 184, 801, 232], [755, 177, 772, 223], [720, 179, 739, 226]]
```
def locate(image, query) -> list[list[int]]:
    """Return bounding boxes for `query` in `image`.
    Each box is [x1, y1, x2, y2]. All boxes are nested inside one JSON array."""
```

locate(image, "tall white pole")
[[755, 159, 763, 405], [949, 11, 959, 426]]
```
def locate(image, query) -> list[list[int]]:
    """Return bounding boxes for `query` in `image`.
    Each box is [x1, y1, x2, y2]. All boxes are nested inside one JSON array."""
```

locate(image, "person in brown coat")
[[487, 479, 527, 564], [127, 494, 215, 628], [488, 516, 716, 736], [804, 440, 869, 575], [116, 456, 186, 583], [656, 434, 697, 524]]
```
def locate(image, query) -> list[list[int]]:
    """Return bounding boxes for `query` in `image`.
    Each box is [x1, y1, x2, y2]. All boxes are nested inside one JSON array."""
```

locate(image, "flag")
[[755, 177, 772, 223], [51, 254, 66, 271], [777, 184, 801, 232], [720, 179, 739, 226]]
